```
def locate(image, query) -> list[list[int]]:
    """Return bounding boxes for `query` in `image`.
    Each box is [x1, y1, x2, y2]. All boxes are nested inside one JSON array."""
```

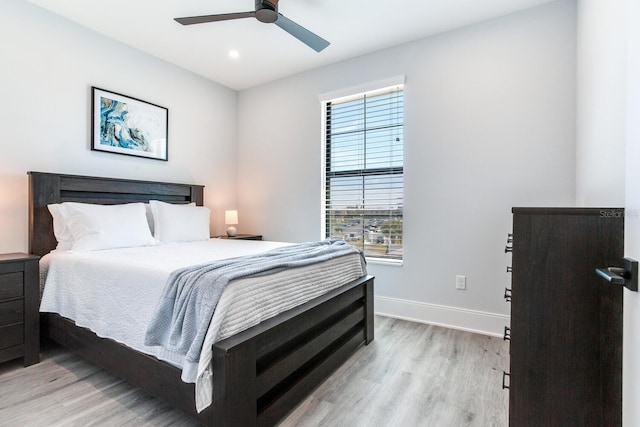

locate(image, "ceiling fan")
[[174, 0, 330, 52]]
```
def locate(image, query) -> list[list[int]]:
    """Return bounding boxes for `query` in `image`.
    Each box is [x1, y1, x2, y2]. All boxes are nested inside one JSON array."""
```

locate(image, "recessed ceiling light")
[[228, 50, 240, 59]]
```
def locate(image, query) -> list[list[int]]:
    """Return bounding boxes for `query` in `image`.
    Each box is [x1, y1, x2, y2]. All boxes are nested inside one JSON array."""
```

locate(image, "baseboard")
[[374, 296, 509, 338]]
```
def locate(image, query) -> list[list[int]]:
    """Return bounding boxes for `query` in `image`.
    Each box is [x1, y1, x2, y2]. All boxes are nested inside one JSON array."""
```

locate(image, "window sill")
[[365, 257, 403, 267]]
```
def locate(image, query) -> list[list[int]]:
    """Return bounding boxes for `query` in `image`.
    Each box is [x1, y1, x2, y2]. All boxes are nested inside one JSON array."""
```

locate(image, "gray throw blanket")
[[144, 239, 363, 363]]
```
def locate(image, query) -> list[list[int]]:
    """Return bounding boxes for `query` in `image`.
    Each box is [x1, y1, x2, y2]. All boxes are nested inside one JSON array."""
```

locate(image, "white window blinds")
[[323, 85, 404, 261]]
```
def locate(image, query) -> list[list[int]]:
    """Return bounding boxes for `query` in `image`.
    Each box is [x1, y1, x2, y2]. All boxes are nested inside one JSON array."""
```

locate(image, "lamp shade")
[[225, 210, 238, 225]]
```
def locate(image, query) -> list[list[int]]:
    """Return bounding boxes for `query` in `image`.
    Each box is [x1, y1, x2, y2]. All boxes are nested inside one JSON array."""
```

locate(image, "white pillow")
[[59, 202, 155, 252], [47, 204, 74, 251], [145, 202, 195, 235], [149, 200, 210, 243]]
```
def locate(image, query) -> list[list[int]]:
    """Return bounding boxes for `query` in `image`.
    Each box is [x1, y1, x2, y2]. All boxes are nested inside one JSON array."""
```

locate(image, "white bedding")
[[39, 238, 366, 411]]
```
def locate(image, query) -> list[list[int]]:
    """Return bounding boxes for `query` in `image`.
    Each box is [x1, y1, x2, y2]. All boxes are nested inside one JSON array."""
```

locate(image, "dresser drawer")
[[0, 272, 24, 299], [0, 253, 39, 366], [0, 322, 24, 349], [0, 300, 24, 326]]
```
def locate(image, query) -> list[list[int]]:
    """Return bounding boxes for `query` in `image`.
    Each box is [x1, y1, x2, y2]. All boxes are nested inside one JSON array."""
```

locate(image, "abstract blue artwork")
[[91, 87, 168, 161]]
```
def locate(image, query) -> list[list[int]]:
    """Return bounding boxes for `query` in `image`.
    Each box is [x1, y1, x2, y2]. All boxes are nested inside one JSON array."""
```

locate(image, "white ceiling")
[[25, 0, 557, 91]]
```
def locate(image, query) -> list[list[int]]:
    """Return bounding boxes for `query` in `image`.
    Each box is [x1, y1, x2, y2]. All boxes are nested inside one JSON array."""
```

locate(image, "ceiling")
[[25, 0, 557, 91]]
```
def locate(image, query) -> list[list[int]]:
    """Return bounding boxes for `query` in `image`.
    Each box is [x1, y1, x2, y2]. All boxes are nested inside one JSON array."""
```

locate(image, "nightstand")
[[0, 253, 40, 366], [215, 234, 263, 241]]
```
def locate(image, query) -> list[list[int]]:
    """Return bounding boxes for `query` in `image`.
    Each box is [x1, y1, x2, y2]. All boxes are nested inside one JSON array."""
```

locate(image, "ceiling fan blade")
[[175, 11, 255, 26], [275, 14, 330, 52]]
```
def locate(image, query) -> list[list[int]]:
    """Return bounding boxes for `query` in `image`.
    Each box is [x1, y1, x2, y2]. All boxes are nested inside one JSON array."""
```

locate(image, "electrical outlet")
[[456, 275, 466, 290]]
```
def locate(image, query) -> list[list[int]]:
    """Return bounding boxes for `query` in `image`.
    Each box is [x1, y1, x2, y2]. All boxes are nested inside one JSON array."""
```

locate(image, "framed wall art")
[[91, 87, 168, 161]]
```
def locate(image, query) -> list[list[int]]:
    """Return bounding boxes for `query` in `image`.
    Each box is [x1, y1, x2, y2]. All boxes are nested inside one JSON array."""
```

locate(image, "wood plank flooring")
[[0, 316, 509, 426]]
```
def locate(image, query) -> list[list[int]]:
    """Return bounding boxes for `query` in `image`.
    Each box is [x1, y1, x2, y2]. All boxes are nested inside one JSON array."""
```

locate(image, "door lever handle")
[[595, 257, 638, 292]]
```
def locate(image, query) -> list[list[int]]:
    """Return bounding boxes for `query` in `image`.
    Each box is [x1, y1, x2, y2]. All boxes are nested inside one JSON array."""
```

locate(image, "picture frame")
[[91, 86, 168, 161]]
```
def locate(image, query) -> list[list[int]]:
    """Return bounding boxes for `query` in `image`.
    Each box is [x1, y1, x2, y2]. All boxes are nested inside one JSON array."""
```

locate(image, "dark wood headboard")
[[28, 172, 204, 257]]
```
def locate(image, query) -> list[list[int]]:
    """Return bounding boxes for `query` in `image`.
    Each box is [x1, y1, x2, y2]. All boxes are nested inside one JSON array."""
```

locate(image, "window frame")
[[321, 80, 405, 264]]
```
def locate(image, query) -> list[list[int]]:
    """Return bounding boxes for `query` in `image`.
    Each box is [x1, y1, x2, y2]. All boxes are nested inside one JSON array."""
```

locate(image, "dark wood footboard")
[[214, 274, 374, 426], [43, 274, 374, 426]]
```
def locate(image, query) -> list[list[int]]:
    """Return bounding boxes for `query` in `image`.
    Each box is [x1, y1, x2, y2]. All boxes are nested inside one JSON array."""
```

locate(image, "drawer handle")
[[502, 371, 510, 389], [504, 287, 512, 302], [504, 245, 513, 253], [506, 233, 513, 243], [506, 266, 512, 273], [503, 326, 511, 341]]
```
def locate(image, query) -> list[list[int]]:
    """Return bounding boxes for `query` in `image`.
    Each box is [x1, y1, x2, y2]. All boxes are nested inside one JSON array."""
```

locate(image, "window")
[[322, 84, 404, 262]]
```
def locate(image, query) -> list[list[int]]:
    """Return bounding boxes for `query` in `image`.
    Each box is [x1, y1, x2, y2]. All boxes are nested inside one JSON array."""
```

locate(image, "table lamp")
[[225, 210, 238, 237]]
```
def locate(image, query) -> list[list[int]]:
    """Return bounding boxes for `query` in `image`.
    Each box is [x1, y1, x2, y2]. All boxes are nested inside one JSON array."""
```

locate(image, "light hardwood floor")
[[0, 316, 509, 426]]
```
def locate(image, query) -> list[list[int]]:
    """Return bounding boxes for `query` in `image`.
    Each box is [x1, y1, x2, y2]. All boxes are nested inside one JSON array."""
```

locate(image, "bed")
[[28, 171, 374, 426]]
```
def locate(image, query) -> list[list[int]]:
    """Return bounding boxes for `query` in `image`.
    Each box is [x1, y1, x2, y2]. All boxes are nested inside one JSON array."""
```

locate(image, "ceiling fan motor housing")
[[256, 0, 279, 23]]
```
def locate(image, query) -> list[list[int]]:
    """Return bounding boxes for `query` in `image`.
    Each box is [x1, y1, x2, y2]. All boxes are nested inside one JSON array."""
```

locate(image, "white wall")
[[624, 0, 640, 424], [0, 0, 239, 254], [237, 0, 577, 335], [575, 0, 627, 206]]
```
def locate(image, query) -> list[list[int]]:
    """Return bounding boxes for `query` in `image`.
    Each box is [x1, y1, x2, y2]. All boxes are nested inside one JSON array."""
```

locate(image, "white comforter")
[[39, 238, 366, 411]]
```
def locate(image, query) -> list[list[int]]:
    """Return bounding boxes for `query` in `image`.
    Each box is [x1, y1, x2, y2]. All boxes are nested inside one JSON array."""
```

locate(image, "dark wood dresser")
[[505, 208, 623, 426], [0, 253, 40, 366]]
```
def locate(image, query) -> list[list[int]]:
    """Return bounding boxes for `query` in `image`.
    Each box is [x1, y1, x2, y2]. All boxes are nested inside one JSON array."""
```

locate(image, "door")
[[624, 1, 640, 422]]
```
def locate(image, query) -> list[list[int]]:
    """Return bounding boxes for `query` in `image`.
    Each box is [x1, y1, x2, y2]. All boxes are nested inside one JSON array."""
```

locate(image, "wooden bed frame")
[[28, 171, 374, 426]]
